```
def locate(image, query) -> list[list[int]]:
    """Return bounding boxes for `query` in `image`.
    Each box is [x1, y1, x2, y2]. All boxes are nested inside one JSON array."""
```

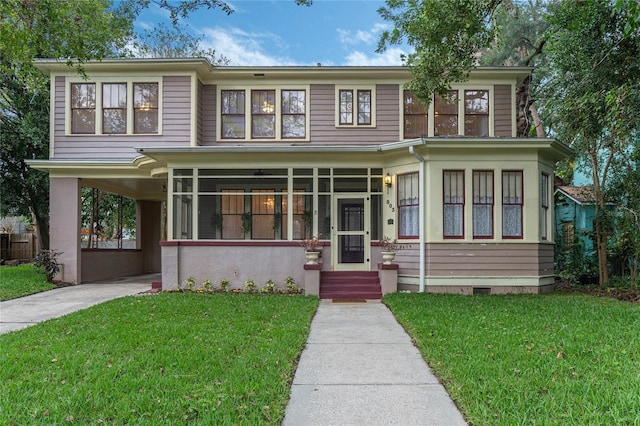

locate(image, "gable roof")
[[555, 186, 596, 205]]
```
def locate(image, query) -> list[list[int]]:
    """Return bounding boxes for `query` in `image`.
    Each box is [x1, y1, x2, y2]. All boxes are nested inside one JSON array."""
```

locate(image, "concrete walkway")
[[0, 274, 157, 334], [283, 300, 467, 426]]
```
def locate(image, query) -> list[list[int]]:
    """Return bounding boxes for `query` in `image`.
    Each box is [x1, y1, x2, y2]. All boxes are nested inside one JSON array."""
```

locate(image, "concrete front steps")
[[319, 271, 382, 300]]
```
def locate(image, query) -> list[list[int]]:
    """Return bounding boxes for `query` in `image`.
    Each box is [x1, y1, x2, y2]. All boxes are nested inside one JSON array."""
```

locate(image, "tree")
[[0, 0, 133, 250], [134, 23, 230, 65], [540, 0, 640, 285], [1, 0, 313, 251]]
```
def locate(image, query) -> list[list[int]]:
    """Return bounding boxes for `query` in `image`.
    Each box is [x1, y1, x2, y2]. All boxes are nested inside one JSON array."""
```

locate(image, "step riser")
[[319, 271, 382, 300]]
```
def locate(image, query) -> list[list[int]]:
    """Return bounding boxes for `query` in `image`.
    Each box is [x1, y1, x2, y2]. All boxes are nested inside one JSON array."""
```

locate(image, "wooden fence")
[[0, 233, 37, 262]]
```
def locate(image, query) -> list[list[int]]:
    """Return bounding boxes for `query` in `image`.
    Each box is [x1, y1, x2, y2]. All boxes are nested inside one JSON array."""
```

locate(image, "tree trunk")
[[515, 75, 534, 137], [590, 151, 609, 286]]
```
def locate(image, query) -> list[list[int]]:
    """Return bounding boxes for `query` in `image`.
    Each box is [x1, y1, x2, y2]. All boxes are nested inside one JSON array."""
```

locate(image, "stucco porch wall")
[[160, 242, 330, 291], [81, 249, 144, 282]]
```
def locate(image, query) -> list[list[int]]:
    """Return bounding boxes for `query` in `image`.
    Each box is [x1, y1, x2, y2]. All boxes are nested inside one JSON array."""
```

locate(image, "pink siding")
[[494, 84, 512, 137], [309, 84, 400, 144], [52, 76, 192, 159]]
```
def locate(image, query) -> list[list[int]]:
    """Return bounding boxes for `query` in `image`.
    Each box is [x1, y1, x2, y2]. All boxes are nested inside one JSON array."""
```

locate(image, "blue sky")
[[135, 0, 409, 66]]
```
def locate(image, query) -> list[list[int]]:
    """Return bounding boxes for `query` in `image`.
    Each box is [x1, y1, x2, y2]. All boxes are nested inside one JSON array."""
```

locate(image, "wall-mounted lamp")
[[385, 173, 392, 193]]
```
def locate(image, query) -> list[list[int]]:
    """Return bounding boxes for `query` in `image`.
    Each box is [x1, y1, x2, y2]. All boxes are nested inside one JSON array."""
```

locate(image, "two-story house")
[[29, 58, 570, 296]]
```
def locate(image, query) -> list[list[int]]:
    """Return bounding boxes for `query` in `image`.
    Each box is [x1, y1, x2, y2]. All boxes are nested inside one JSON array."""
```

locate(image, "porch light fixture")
[[385, 173, 392, 193]]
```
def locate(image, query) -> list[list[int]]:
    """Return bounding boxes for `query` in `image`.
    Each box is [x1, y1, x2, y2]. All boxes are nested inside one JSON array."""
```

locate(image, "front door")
[[333, 195, 370, 271]]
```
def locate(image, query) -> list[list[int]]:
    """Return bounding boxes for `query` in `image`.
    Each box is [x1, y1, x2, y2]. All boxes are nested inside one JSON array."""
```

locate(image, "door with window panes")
[[333, 195, 370, 271]]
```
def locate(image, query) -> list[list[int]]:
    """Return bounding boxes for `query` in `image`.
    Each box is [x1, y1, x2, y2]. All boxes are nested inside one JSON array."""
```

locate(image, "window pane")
[[282, 90, 305, 114], [222, 115, 245, 138], [464, 116, 489, 137], [71, 83, 96, 108], [172, 194, 192, 239], [339, 90, 353, 124], [252, 115, 275, 138], [222, 90, 245, 114], [282, 114, 305, 138], [502, 171, 523, 238], [357, 90, 371, 125], [103, 83, 126, 108], [134, 110, 158, 133], [103, 109, 126, 134], [222, 190, 244, 239], [72, 109, 96, 134]]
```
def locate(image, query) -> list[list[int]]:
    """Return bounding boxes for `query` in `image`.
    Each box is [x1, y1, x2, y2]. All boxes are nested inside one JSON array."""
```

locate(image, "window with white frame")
[[251, 90, 276, 138], [69, 81, 159, 135], [464, 90, 489, 136], [337, 87, 375, 127], [220, 89, 306, 140], [221, 90, 246, 139], [434, 90, 459, 136], [398, 172, 419, 238], [71, 83, 96, 134], [502, 170, 523, 238], [443, 170, 465, 238], [540, 173, 549, 240], [102, 83, 126, 134], [403, 91, 427, 139], [473, 170, 494, 238], [281, 90, 306, 138]]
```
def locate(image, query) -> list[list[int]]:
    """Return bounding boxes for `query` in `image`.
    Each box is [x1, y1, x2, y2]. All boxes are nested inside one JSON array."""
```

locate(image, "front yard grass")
[[384, 292, 640, 425], [0, 264, 55, 301], [0, 293, 318, 425]]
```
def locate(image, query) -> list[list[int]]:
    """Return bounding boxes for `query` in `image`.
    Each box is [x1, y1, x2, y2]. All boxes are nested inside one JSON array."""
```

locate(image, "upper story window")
[[71, 83, 96, 134], [68, 80, 160, 135], [133, 83, 159, 134], [434, 91, 459, 136], [219, 88, 307, 140], [336, 86, 375, 127], [102, 83, 127, 134], [464, 90, 489, 136], [221, 90, 246, 139], [403, 91, 427, 139], [282, 90, 306, 138]]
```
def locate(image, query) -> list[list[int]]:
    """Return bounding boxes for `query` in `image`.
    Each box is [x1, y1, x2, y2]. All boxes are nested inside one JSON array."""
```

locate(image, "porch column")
[[139, 200, 162, 274], [50, 177, 81, 284]]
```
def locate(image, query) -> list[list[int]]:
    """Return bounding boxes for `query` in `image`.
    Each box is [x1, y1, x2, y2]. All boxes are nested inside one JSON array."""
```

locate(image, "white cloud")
[[337, 22, 390, 47], [344, 47, 407, 66], [201, 26, 302, 66]]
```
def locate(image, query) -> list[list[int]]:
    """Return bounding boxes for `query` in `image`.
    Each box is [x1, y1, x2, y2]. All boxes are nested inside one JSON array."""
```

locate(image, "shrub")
[[243, 279, 256, 293], [33, 249, 63, 283], [262, 279, 276, 293], [220, 279, 230, 292]]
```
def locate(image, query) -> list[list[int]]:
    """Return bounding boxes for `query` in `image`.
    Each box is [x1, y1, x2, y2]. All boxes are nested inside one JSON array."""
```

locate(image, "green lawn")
[[0, 264, 55, 301], [384, 292, 640, 425], [0, 293, 318, 425]]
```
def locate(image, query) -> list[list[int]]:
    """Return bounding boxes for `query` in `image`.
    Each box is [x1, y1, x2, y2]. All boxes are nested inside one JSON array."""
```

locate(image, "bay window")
[[444, 170, 465, 238], [502, 171, 523, 238], [473, 171, 494, 238], [398, 172, 419, 238]]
